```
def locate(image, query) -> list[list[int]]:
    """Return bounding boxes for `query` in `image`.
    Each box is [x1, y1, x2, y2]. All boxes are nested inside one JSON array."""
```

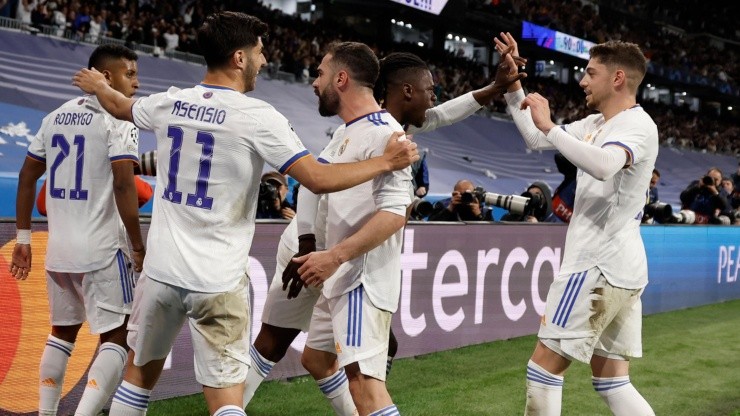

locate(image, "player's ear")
[[336, 70, 349, 89], [403, 83, 413, 100], [100, 69, 113, 86]]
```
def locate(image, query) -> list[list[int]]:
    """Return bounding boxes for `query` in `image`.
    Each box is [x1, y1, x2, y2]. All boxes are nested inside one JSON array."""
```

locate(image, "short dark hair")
[[374, 52, 428, 103], [589, 41, 647, 90], [88, 44, 138, 70], [325, 42, 379, 90], [653, 168, 660, 177], [197, 11, 268, 69]]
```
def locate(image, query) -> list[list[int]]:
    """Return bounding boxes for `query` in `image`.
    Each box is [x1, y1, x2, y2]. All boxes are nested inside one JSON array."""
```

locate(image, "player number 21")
[[49, 134, 88, 201], [163, 126, 214, 210]]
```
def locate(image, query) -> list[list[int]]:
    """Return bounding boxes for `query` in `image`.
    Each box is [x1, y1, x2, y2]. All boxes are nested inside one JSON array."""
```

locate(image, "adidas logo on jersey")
[[87, 379, 99, 390], [335, 341, 342, 354], [41, 377, 57, 387]]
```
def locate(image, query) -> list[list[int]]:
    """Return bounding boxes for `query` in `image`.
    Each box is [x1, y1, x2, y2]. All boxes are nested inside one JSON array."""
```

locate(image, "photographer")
[[500, 181, 554, 223], [428, 179, 492, 221], [257, 171, 296, 220], [679, 167, 731, 224]]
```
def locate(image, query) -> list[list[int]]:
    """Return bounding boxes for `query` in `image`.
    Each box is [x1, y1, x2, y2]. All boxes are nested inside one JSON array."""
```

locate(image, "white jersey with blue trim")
[[27, 96, 139, 272], [279, 124, 345, 252], [132, 84, 309, 292], [322, 111, 413, 312], [560, 106, 658, 289]]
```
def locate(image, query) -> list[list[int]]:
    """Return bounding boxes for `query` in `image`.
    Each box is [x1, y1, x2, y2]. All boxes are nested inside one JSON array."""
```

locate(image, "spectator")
[[500, 181, 554, 223], [256, 171, 296, 220], [163, 24, 179, 52], [731, 162, 740, 189], [428, 179, 492, 221], [680, 168, 731, 224], [550, 152, 577, 223], [648, 168, 660, 204]]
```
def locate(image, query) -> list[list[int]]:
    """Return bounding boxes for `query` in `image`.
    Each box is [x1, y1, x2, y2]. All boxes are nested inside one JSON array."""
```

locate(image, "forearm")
[[546, 128, 626, 181], [113, 173, 145, 250], [16, 175, 37, 230], [409, 92, 480, 134], [296, 185, 320, 235], [472, 82, 507, 106], [94, 83, 136, 122], [504, 89, 555, 150], [330, 210, 405, 264], [306, 159, 391, 194]]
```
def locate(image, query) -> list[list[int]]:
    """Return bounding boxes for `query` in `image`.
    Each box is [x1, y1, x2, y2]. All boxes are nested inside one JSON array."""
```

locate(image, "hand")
[[470, 201, 482, 217], [525, 215, 539, 223], [131, 247, 145, 273], [9, 244, 32, 280], [415, 186, 427, 197], [448, 191, 462, 212], [295, 249, 342, 288], [520, 93, 556, 134], [282, 234, 316, 298], [281, 206, 296, 220], [494, 31, 520, 58], [383, 131, 419, 171], [72, 67, 108, 94], [492, 52, 528, 94]]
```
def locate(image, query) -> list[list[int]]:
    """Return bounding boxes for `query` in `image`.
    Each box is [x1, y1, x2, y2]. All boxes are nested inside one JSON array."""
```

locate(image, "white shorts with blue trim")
[[47, 249, 135, 334], [261, 240, 321, 332], [306, 285, 391, 381], [538, 266, 643, 364]]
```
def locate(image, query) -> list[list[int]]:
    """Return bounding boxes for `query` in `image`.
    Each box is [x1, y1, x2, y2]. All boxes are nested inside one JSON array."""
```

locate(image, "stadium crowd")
[[1, 0, 737, 158]]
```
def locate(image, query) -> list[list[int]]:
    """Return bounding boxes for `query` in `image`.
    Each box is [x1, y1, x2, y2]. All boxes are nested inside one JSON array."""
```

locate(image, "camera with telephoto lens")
[[409, 197, 433, 220], [643, 202, 674, 224], [485, 192, 544, 217], [460, 186, 487, 204], [257, 180, 281, 216], [701, 175, 715, 186]]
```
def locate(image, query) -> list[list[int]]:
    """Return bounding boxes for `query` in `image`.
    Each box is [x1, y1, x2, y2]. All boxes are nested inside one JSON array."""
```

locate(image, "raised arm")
[[287, 131, 418, 194], [73, 68, 136, 122]]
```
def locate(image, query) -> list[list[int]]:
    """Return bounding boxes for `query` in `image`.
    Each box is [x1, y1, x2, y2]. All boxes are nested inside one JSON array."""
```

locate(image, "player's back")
[[27, 96, 138, 272], [133, 85, 306, 292]]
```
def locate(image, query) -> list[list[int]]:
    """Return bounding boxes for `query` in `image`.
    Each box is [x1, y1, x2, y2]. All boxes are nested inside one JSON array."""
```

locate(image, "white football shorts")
[[127, 273, 251, 388], [47, 249, 135, 334], [539, 266, 643, 364], [306, 285, 391, 381]]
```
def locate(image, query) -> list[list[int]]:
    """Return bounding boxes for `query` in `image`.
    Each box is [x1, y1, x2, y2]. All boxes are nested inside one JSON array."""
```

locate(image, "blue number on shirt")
[[49, 134, 88, 200], [163, 126, 214, 210]]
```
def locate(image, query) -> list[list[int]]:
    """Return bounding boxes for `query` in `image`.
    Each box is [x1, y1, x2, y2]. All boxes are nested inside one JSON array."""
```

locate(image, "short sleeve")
[[109, 119, 140, 165], [252, 109, 309, 173], [601, 116, 654, 166], [132, 92, 167, 131], [27, 116, 50, 163], [366, 129, 413, 216]]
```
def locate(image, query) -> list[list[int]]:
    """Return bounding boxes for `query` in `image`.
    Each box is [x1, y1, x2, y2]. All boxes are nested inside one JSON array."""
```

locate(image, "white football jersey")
[[560, 106, 658, 289], [280, 125, 346, 252], [132, 84, 308, 292], [27, 96, 139, 272], [322, 111, 413, 312]]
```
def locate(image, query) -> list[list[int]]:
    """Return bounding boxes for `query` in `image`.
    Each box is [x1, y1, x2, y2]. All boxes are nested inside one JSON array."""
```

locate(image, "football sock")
[[368, 404, 400, 415], [243, 345, 275, 408], [592, 376, 654, 416], [110, 380, 151, 416], [75, 342, 127, 415], [317, 368, 357, 416], [213, 404, 246, 416], [39, 335, 74, 416], [524, 360, 563, 416]]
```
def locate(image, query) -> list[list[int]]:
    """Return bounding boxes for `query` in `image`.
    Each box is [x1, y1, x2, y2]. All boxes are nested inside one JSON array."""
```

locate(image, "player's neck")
[[201, 70, 246, 93], [600, 94, 637, 121], [338, 90, 381, 124]]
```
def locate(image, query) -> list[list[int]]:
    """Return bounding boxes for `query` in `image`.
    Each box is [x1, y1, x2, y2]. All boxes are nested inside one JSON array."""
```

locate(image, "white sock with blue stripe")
[[592, 376, 654, 416], [243, 344, 276, 408], [75, 342, 127, 416], [368, 404, 400, 415], [213, 404, 246, 416], [110, 380, 151, 415], [39, 335, 75, 416], [316, 368, 357, 416], [524, 360, 563, 416]]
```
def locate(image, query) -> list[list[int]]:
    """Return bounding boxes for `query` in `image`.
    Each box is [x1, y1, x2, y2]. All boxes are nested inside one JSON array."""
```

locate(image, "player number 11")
[[163, 126, 215, 210]]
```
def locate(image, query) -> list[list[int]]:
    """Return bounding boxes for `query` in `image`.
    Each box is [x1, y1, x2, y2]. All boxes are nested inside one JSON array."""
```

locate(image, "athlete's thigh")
[[47, 270, 85, 327], [81, 250, 135, 334], [329, 285, 391, 381], [305, 293, 336, 354], [186, 274, 250, 388], [262, 242, 321, 332], [128, 273, 186, 366]]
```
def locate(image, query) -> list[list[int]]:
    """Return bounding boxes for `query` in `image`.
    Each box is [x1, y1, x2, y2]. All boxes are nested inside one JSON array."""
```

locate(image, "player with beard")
[[72, 13, 418, 416], [243, 49, 525, 414]]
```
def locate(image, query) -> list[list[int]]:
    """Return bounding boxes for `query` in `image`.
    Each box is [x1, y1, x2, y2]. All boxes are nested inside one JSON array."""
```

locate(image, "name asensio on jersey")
[[171, 100, 226, 125]]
